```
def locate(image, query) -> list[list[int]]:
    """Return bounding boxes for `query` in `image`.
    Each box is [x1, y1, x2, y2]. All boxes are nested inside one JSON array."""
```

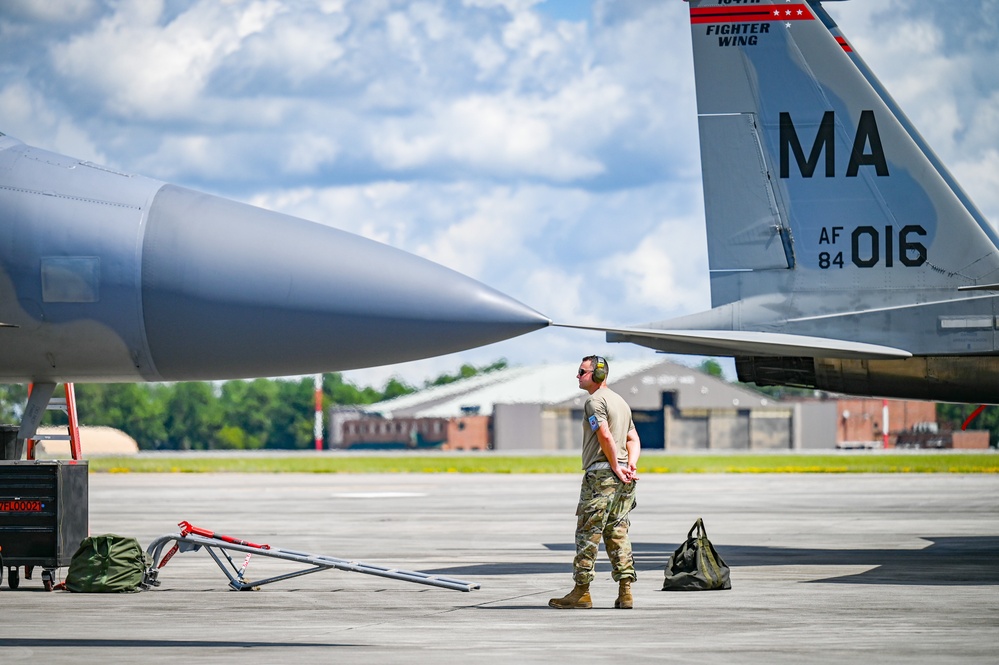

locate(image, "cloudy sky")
[[2, 0, 998, 389]]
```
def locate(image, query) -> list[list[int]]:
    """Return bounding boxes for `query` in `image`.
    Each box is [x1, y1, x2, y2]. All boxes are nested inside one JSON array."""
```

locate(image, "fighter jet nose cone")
[[464, 288, 551, 330], [141, 185, 549, 380], [432, 281, 550, 332]]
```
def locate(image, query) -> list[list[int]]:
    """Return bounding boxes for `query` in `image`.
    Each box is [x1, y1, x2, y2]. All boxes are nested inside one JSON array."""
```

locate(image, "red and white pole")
[[314, 374, 323, 451], [882, 399, 889, 449]]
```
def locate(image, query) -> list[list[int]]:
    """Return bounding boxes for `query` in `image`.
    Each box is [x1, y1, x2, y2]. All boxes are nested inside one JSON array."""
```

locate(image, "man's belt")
[[585, 461, 611, 472]]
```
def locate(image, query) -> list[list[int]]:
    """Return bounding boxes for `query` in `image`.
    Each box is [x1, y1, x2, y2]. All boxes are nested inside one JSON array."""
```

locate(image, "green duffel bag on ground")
[[66, 534, 151, 593], [662, 518, 732, 591]]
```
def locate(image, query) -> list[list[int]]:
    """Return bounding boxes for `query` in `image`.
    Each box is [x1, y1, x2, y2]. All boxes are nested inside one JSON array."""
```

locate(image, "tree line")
[[1, 358, 995, 449], [0, 360, 507, 451]]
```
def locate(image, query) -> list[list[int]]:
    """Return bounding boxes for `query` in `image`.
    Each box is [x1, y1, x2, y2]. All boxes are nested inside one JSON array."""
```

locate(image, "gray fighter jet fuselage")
[[0, 132, 548, 386]]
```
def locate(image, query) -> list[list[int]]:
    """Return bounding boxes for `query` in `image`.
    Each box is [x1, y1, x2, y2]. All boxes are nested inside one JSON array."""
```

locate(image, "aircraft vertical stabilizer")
[[691, 0, 999, 313], [593, 0, 999, 402]]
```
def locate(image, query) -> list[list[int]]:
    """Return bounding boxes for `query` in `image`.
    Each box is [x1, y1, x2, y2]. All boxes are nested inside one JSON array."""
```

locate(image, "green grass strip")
[[84, 452, 999, 474]]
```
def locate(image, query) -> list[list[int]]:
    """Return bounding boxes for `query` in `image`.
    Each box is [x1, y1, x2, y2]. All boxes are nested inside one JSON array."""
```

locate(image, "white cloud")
[[47, 1, 289, 120], [605, 215, 710, 321], [372, 90, 610, 180], [1, 0, 100, 23], [470, 36, 508, 78], [0, 82, 105, 162], [233, 10, 348, 87], [521, 266, 584, 322], [250, 181, 418, 245], [281, 133, 340, 175], [953, 148, 999, 228]]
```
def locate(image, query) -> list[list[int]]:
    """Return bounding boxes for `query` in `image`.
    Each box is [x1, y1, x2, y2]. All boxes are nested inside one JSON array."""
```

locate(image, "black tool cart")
[[0, 458, 89, 590]]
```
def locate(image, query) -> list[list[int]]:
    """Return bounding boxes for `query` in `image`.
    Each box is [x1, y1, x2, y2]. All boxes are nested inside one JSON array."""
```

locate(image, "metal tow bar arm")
[[144, 521, 480, 592]]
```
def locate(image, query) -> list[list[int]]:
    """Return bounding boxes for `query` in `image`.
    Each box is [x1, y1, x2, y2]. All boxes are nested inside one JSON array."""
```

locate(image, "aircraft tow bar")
[[144, 521, 480, 592]]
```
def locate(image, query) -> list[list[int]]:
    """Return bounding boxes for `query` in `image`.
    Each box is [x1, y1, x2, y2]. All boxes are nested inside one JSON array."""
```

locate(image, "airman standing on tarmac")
[[549, 355, 641, 609]]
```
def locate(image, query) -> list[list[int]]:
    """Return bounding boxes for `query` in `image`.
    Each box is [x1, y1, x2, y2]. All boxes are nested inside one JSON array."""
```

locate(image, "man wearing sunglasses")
[[549, 355, 641, 610]]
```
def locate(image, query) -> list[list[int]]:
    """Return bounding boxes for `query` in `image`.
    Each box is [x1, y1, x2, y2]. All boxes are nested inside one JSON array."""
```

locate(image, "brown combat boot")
[[548, 583, 592, 609], [614, 580, 633, 609]]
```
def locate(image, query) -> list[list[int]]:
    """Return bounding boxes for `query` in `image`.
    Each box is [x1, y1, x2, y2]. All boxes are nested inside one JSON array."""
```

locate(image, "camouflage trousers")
[[572, 469, 637, 585]]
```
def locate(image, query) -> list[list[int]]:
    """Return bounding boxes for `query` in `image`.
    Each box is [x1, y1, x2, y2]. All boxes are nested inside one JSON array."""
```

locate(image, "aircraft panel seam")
[[786, 293, 999, 323], [80, 161, 135, 177], [0, 184, 142, 210]]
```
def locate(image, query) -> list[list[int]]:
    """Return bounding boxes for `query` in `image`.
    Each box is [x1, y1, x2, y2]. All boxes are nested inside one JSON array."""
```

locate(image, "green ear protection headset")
[[592, 356, 608, 383]]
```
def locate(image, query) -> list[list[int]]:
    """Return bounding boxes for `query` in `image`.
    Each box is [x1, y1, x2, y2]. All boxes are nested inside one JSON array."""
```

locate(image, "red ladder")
[[25, 383, 82, 461]]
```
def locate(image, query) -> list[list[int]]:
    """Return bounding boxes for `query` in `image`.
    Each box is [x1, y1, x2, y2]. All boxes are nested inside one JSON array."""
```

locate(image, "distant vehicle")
[[894, 432, 953, 450]]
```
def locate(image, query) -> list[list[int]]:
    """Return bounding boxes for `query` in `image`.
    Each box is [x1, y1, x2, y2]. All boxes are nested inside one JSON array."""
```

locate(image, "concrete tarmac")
[[1, 472, 998, 663]]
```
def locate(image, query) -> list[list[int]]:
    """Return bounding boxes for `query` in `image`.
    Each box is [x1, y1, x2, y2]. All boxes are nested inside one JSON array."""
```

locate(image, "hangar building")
[[340, 359, 804, 451]]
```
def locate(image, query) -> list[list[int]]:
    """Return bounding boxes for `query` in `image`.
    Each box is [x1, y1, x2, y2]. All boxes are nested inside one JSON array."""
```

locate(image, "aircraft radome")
[[0, 131, 549, 436], [561, 0, 999, 404]]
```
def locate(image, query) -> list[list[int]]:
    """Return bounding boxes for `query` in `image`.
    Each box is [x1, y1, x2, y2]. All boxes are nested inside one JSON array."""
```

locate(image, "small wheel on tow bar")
[[8, 566, 20, 589]]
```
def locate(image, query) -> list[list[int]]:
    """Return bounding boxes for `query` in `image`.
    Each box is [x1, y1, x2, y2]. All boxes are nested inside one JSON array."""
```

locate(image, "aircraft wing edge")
[[553, 323, 913, 360]]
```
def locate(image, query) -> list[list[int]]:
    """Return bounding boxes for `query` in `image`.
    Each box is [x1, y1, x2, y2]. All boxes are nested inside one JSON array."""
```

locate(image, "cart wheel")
[[8, 567, 19, 589], [42, 572, 54, 592]]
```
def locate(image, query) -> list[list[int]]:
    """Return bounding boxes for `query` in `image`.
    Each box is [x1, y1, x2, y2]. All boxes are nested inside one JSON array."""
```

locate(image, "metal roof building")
[[363, 359, 795, 451]]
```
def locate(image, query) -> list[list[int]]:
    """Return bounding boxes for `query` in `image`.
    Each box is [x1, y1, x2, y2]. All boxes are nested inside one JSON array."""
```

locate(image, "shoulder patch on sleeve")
[[588, 414, 599, 432]]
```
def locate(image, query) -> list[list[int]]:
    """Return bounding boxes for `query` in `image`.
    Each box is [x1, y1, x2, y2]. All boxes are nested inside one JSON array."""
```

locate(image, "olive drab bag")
[[662, 518, 732, 591], [66, 534, 151, 593]]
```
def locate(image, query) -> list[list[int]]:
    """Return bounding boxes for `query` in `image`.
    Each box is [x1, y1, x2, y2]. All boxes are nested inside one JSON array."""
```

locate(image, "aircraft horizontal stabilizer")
[[553, 324, 912, 360]]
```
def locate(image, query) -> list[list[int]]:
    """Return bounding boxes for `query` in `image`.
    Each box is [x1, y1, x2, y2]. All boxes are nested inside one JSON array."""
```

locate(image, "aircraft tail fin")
[[606, 0, 999, 359], [578, 1, 999, 401], [690, 0, 998, 315]]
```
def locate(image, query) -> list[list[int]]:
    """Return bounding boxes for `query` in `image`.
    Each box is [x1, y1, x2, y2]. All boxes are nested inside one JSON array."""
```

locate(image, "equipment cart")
[[0, 460, 88, 591]]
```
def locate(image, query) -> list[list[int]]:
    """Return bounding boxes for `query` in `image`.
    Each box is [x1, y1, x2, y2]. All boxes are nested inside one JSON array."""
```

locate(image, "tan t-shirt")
[[581, 386, 635, 470]]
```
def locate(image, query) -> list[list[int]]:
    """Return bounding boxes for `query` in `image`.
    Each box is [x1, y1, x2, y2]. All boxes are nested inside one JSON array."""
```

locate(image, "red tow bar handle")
[[177, 521, 271, 550]]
